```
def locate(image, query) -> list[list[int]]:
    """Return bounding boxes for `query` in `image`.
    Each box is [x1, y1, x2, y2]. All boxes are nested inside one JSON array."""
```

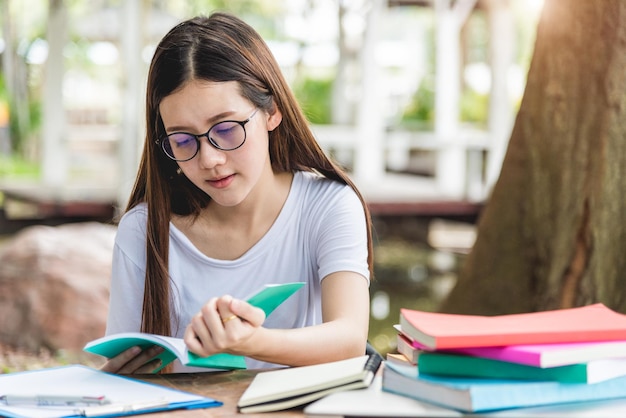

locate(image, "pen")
[[0, 394, 111, 406], [78, 398, 170, 417]]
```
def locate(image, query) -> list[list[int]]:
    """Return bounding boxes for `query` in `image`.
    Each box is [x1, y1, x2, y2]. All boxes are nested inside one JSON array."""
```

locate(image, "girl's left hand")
[[183, 295, 266, 357]]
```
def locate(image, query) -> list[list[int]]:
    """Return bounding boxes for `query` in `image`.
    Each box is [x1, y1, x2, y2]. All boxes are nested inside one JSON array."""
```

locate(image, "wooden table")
[[136, 370, 304, 417]]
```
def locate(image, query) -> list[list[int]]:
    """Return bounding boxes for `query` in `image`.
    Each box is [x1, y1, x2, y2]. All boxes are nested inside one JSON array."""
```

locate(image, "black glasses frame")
[[157, 109, 259, 161]]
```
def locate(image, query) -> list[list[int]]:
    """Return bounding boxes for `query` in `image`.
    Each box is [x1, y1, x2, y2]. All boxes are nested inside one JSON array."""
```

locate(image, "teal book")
[[418, 352, 626, 384], [84, 282, 305, 371], [383, 361, 626, 413]]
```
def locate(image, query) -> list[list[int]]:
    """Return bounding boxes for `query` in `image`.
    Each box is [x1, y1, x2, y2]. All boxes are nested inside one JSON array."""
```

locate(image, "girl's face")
[[159, 80, 282, 208]]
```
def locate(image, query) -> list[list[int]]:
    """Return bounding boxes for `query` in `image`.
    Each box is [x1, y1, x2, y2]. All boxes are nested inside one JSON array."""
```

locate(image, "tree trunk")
[[439, 0, 626, 315]]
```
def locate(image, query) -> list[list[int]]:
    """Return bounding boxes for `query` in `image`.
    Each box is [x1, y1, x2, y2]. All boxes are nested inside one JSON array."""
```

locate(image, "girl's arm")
[[184, 271, 370, 366]]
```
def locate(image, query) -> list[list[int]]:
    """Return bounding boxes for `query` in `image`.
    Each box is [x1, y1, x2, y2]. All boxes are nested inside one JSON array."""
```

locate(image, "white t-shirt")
[[106, 170, 370, 370]]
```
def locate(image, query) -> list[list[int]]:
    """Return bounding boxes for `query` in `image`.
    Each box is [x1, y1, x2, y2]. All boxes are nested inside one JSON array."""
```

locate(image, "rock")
[[0, 222, 116, 352]]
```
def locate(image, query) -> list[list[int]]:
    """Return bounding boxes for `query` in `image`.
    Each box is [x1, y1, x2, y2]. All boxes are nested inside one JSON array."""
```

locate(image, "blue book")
[[383, 361, 626, 413]]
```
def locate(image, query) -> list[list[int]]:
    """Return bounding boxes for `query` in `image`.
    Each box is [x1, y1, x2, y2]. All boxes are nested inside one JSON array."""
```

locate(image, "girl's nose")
[[197, 139, 227, 169]]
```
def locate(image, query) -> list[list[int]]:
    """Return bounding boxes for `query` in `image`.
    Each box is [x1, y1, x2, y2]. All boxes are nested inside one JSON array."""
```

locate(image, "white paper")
[[0, 365, 215, 418]]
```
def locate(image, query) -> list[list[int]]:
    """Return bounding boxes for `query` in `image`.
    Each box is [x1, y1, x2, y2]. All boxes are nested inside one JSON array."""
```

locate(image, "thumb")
[[230, 298, 266, 327]]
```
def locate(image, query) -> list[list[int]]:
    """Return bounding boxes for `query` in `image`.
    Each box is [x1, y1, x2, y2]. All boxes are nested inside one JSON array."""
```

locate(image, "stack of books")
[[383, 303, 626, 413]]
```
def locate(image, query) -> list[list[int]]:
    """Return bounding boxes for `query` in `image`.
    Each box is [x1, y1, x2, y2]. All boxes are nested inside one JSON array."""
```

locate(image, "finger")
[[133, 357, 163, 374], [119, 345, 164, 374], [99, 346, 141, 373], [221, 314, 239, 325], [190, 312, 213, 343], [199, 297, 224, 330], [184, 323, 211, 356], [99, 345, 163, 374], [230, 298, 266, 327], [216, 295, 236, 323], [188, 313, 222, 356]]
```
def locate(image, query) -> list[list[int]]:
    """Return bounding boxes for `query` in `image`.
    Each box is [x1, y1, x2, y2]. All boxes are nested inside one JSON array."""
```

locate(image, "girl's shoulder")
[[115, 203, 149, 240], [295, 170, 352, 196], [119, 202, 148, 224], [290, 171, 364, 222]]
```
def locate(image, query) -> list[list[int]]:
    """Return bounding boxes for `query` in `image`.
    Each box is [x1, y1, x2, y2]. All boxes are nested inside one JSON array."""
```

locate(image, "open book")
[[237, 354, 383, 414], [84, 282, 305, 371]]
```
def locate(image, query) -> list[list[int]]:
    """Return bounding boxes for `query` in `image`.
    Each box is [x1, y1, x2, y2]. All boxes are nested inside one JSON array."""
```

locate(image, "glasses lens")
[[164, 133, 198, 161], [209, 121, 246, 150]]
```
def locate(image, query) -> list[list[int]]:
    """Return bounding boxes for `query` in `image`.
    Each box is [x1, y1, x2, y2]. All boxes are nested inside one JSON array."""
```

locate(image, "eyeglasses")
[[157, 109, 259, 161]]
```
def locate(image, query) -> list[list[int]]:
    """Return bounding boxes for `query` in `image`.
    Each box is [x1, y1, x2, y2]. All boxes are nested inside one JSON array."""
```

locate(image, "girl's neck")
[[173, 171, 293, 260], [206, 170, 293, 228]]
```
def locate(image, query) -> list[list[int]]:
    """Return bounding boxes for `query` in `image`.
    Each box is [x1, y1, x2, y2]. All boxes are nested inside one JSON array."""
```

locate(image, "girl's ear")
[[266, 108, 283, 132]]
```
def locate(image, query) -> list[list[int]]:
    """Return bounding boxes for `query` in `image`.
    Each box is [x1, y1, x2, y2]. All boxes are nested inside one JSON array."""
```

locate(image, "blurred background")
[[0, 0, 543, 367]]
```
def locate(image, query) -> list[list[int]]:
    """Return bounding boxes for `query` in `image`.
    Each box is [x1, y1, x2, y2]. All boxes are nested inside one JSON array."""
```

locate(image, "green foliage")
[[0, 73, 6, 99], [400, 78, 435, 129], [292, 77, 333, 125], [400, 80, 489, 129], [0, 155, 40, 179], [7, 98, 42, 154], [460, 88, 488, 126]]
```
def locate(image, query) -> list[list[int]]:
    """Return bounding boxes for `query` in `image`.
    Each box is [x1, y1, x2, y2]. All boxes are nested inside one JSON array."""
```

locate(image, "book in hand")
[[0, 364, 220, 418], [383, 361, 626, 413], [400, 303, 626, 350], [237, 354, 383, 414], [84, 282, 305, 371], [417, 352, 626, 384], [449, 340, 626, 368]]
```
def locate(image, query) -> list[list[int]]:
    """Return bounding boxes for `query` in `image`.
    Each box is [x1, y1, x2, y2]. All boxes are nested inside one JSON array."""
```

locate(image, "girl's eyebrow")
[[165, 110, 239, 133]]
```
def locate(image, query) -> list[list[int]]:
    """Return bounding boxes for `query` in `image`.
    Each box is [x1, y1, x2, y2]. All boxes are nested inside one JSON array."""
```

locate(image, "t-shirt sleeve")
[[314, 184, 370, 283], [105, 207, 148, 335]]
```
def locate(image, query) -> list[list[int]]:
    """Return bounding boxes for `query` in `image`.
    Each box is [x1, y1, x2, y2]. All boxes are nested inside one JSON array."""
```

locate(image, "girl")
[[102, 12, 373, 373]]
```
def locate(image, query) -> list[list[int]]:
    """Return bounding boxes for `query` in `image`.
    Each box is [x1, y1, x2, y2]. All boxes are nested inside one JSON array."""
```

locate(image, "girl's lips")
[[207, 174, 235, 189]]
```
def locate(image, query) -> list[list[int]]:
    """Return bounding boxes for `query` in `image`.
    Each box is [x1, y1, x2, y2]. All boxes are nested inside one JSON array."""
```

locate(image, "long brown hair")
[[126, 12, 374, 338]]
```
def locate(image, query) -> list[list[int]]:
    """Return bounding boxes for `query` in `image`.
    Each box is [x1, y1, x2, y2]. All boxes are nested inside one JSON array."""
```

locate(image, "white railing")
[[311, 124, 494, 202]]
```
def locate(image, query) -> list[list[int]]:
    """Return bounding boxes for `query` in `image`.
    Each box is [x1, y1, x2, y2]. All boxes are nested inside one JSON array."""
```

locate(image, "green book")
[[84, 282, 305, 372], [417, 351, 626, 383]]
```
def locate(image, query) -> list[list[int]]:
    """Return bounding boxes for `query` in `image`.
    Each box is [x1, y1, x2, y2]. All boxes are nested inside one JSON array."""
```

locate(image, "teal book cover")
[[417, 352, 626, 384], [84, 282, 305, 371]]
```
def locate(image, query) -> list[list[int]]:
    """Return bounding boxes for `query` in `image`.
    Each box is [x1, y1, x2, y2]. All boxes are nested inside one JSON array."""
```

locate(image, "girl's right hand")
[[99, 345, 165, 374]]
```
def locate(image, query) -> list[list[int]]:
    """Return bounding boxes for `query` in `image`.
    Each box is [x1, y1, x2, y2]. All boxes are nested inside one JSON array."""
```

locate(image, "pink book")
[[399, 303, 626, 350], [448, 341, 626, 368], [395, 325, 626, 368]]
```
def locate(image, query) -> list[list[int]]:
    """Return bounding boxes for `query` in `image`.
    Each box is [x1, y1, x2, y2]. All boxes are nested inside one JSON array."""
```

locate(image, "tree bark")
[[439, 0, 626, 315]]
